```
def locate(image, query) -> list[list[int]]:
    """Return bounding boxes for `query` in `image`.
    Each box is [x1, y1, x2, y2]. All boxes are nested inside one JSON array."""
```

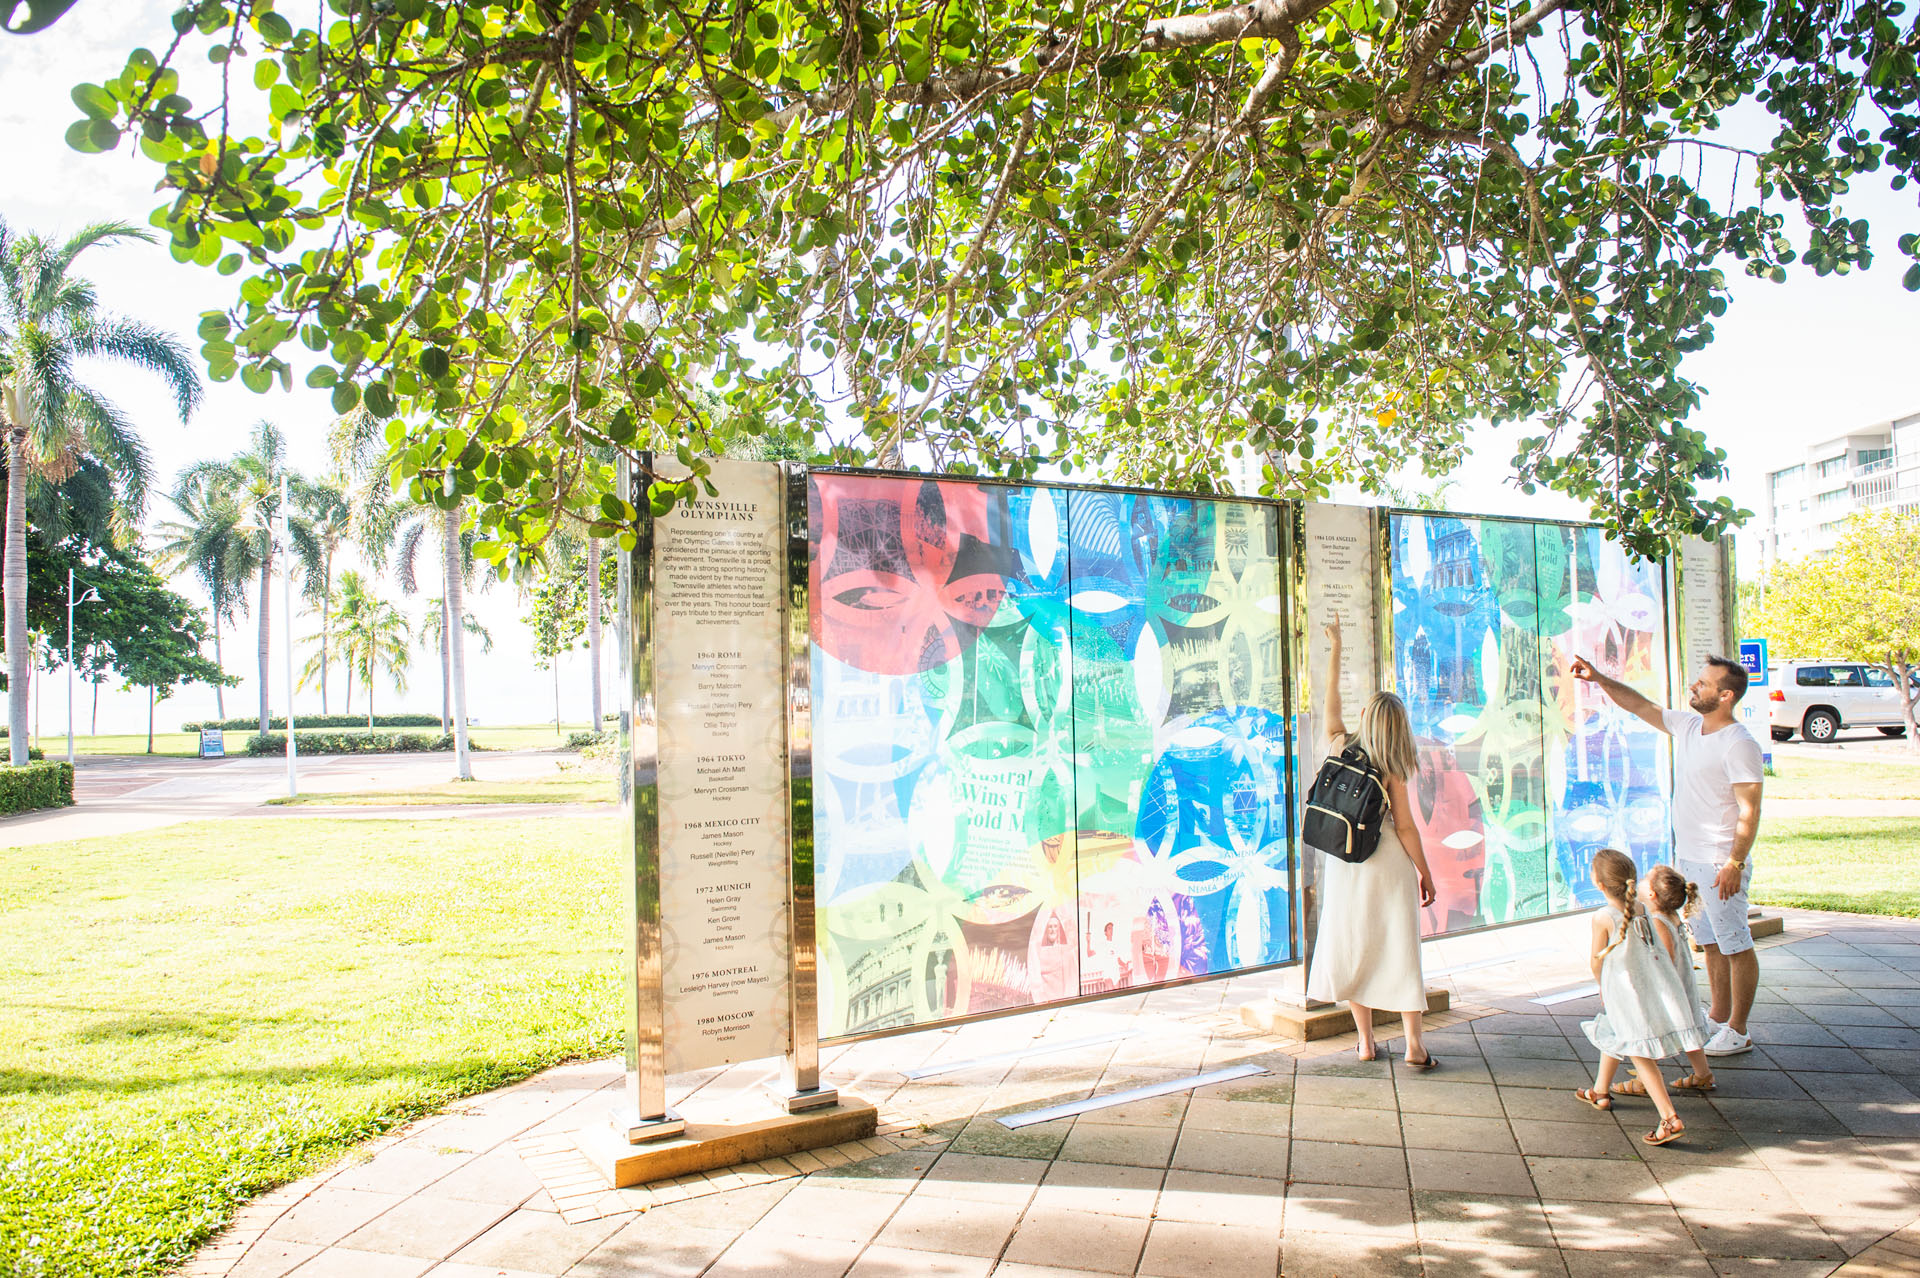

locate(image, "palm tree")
[[330, 571, 412, 730], [419, 597, 492, 734], [152, 480, 256, 721], [176, 422, 322, 734], [296, 479, 351, 714], [0, 218, 202, 763], [331, 409, 480, 778]]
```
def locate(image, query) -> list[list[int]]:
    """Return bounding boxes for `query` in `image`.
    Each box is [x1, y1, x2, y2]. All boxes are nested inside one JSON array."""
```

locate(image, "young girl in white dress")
[[1604, 864, 1716, 1099], [1306, 618, 1440, 1068], [1572, 849, 1699, 1145]]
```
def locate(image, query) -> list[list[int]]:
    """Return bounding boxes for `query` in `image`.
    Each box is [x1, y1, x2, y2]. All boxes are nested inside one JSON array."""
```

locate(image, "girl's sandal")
[[1613, 1077, 1649, 1097], [1574, 1088, 1613, 1112], [1669, 1072, 1716, 1092], [1644, 1115, 1686, 1146], [1355, 1043, 1379, 1063], [1404, 1052, 1439, 1073]]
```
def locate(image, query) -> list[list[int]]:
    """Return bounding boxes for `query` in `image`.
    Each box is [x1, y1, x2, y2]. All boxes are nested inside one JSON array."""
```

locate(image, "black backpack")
[[1302, 744, 1389, 863]]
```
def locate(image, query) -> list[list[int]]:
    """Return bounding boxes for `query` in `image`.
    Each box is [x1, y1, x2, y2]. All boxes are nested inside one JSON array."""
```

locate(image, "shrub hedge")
[[0, 761, 74, 814], [245, 732, 455, 756], [188, 714, 443, 732]]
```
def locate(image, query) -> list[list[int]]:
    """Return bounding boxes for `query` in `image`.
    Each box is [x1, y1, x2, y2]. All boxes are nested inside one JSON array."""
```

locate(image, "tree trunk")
[[444, 503, 472, 779], [6, 429, 31, 766], [439, 596, 452, 736], [212, 617, 226, 720], [90, 667, 99, 735], [1895, 651, 1919, 754], [146, 684, 154, 754], [367, 650, 376, 733], [256, 546, 274, 735], [344, 663, 353, 717], [554, 658, 561, 736], [587, 537, 604, 726]]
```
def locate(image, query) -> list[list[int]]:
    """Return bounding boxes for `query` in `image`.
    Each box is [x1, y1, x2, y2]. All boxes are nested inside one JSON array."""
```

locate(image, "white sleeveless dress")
[[1651, 908, 1713, 1048], [1306, 816, 1427, 1012], [1582, 905, 1706, 1059]]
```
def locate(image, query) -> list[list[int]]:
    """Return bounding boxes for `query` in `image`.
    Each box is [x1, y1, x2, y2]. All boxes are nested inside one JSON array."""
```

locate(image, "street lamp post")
[[66, 569, 102, 766], [281, 474, 299, 798]]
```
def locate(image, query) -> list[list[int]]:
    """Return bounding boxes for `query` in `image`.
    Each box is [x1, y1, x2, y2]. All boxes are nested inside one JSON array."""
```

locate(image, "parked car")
[[1765, 660, 1913, 743]]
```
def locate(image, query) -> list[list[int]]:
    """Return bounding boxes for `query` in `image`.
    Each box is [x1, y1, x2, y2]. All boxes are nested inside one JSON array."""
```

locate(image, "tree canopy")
[[1745, 509, 1920, 747], [66, 0, 1920, 558], [24, 536, 231, 701]]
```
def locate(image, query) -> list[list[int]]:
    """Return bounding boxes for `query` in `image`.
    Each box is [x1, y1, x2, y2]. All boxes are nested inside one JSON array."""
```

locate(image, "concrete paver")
[[188, 906, 1920, 1277]]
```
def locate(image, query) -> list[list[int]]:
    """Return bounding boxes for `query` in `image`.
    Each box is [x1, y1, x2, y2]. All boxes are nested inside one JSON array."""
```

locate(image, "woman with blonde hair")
[[1306, 617, 1441, 1066]]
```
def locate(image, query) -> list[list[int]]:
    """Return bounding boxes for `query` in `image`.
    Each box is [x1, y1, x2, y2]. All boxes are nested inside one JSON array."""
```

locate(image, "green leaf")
[[419, 346, 450, 379], [363, 383, 397, 418], [330, 381, 360, 415], [70, 83, 116, 120]]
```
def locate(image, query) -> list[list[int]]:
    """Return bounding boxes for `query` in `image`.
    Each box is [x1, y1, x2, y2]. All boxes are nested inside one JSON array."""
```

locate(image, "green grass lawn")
[[1763, 755, 1920, 801], [0, 816, 623, 1276], [1750, 817, 1920, 916], [268, 774, 617, 806]]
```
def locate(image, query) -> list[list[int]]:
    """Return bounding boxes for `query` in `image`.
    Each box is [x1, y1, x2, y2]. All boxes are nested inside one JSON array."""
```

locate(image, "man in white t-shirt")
[[1572, 653, 1765, 1056]]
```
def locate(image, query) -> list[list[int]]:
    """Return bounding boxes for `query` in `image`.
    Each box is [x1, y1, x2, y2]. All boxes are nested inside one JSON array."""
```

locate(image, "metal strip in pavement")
[[1429, 946, 1555, 978], [904, 1031, 1137, 1080], [1532, 982, 1601, 1006], [996, 1064, 1265, 1129]]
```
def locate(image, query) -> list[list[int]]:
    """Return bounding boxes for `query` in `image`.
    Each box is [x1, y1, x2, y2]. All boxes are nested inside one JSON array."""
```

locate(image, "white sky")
[[1, 5, 1913, 735]]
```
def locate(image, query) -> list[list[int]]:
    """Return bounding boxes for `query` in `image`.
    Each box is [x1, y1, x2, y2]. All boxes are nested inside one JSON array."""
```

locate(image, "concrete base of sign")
[[575, 1093, 878, 1189], [1238, 987, 1451, 1042], [1689, 909, 1784, 951]]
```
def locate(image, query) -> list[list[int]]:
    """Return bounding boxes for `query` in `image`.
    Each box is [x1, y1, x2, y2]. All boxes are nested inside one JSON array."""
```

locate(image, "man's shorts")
[[1676, 857, 1753, 956]]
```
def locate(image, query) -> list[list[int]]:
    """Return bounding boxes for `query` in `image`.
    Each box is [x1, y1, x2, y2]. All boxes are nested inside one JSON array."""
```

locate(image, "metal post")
[[66, 569, 75, 766], [1279, 502, 1317, 999], [66, 570, 75, 766], [778, 462, 836, 1111], [618, 452, 683, 1142], [1371, 508, 1395, 695], [66, 569, 99, 766], [282, 474, 298, 798]]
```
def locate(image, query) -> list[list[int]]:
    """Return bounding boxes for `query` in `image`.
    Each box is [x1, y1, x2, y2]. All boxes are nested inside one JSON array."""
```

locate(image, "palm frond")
[[46, 221, 154, 297], [68, 315, 202, 420], [395, 520, 427, 594], [62, 383, 150, 534]]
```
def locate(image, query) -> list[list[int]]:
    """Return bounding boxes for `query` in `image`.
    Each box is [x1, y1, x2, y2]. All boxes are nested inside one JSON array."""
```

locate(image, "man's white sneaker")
[[1703, 1026, 1753, 1057]]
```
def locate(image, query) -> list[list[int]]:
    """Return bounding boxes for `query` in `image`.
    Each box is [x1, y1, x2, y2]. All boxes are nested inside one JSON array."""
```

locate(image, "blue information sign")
[[199, 727, 225, 758], [1738, 638, 1769, 686]]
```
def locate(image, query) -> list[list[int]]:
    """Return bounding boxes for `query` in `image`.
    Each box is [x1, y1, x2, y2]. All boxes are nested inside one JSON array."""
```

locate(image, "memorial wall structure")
[[619, 459, 1736, 1128]]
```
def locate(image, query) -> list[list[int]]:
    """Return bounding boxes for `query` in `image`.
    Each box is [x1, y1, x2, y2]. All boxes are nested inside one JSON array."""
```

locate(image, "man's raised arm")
[[1570, 656, 1670, 733]]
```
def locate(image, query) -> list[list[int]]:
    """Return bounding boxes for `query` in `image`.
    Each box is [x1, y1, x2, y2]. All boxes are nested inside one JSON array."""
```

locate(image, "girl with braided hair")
[[1572, 849, 1698, 1146]]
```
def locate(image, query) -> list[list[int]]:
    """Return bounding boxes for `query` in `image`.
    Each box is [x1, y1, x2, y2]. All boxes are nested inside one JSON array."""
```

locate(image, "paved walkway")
[[0, 751, 584, 847], [190, 907, 1920, 1278]]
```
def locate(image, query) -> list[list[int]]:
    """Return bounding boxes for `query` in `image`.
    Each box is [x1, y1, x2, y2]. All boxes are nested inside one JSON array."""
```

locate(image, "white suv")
[[1766, 660, 1912, 743]]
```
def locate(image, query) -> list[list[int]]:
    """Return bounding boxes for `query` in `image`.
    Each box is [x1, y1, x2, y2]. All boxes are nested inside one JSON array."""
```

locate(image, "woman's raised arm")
[[1322, 615, 1349, 751]]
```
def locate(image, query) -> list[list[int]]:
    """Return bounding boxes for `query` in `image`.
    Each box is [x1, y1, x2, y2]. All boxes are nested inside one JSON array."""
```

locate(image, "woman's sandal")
[[1574, 1087, 1612, 1111], [1644, 1115, 1686, 1146], [1404, 1052, 1439, 1072], [1355, 1043, 1379, 1063], [1669, 1072, 1716, 1092], [1613, 1077, 1649, 1097]]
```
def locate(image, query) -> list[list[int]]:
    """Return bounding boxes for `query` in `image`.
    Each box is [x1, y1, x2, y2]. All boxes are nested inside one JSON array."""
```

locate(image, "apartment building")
[[1757, 409, 1920, 569]]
